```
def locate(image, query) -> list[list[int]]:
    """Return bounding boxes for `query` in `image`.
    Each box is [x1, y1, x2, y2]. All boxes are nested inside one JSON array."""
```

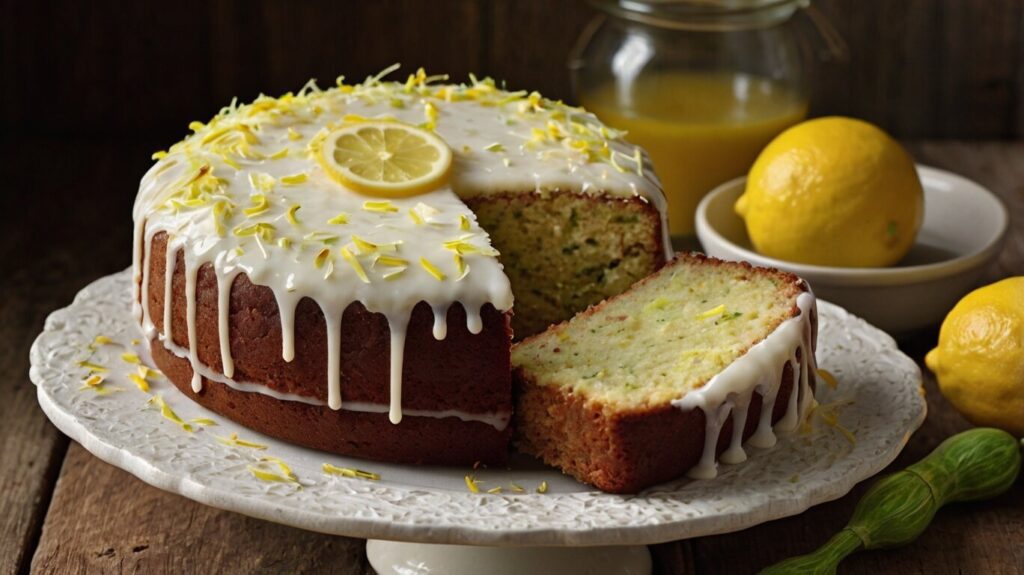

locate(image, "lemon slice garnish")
[[317, 121, 453, 197]]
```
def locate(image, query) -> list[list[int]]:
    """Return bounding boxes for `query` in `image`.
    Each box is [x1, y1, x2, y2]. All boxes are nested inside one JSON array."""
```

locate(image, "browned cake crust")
[[513, 364, 803, 493], [143, 231, 513, 465]]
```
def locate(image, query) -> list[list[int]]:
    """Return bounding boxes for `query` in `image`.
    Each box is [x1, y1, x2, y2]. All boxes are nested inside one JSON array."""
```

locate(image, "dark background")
[[4, 0, 1024, 144]]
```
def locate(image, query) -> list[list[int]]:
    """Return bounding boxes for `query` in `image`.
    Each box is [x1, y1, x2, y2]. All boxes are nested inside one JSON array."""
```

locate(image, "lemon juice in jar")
[[573, 0, 811, 240]]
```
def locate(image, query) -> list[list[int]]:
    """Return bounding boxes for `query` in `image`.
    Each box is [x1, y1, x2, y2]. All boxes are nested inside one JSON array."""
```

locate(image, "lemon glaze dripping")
[[132, 69, 669, 427], [674, 290, 817, 480]]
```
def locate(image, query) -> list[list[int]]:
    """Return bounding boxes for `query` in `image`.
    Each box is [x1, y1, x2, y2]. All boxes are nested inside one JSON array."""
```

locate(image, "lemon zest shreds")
[[363, 200, 399, 213], [128, 373, 150, 393], [151, 150, 168, 160], [281, 172, 308, 185], [233, 222, 276, 242], [77, 360, 109, 373], [351, 235, 378, 254], [633, 147, 644, 177], [323, 463, 380, 480], [537, 481, 549, 494], [697, 304, 727, 320], [374, 255, 408, 267], [420, 257, 445, 281], [341, 247, 370, 283], [464, 475, 480, 493], [262, 456, 299, 482], [382, 268, 405, 281], [269, 147, 290, 160], [286, 204, 301, 225], [84, 374, 104, 387], [483, 142, 504, 153], [314, 247, 333, 269], [149, 395, 193, 432], [218, 432, 268, 450], [248, 172, 276, 192], [409, 208, 424, 225], [190, 418, 217, 426], [487, 486, 503, 494], [131, 339, 140, 346], [287, 127, 302, 141], [137, 365, 162, 380], [459, 214, 471, 231], [248, 466, 296, 484], [509, 483, 525, 493], [243, 194, 270, 216], [327, 212, 349, 225], [817, 368, 839, 390], [454, 254, 468, 280], [121, 352, 141, 364], [93, 335, 113, 346]]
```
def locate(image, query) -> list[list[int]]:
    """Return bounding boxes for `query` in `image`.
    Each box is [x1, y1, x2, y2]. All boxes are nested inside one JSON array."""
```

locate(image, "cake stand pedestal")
[[366, 540, 651, 575], [30, 271, 926, 569]]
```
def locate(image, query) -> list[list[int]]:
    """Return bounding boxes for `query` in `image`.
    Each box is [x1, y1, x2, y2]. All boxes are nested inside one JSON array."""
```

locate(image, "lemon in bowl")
[[735, 117, 924, 267], [926, 277, 1024, 435]]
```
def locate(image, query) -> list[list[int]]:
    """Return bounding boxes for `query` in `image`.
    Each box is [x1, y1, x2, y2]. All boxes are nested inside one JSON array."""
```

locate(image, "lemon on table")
[[925, 277, 1024, 436], [317, 121, 453, 197], [735, 116, 924, 267]]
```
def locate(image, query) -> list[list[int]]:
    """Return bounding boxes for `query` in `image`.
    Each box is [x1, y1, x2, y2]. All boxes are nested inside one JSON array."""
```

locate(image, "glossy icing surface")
[[132, 68, 668, 424]]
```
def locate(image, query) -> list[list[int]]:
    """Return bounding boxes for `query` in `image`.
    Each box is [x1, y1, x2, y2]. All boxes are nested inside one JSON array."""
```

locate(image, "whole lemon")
[[735, 117, 924, 267], [925, 277, 1024, 436]]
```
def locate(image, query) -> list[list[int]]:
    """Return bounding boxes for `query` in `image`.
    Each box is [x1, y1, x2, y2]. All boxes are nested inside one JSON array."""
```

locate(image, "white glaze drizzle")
[[133, 71, 668, 426], [216, 270, 240, 377], [673, 290, 818, 480]]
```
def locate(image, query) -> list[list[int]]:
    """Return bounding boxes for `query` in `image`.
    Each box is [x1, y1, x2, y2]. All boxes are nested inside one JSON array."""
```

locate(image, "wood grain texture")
[[30, 444, 372, 575]]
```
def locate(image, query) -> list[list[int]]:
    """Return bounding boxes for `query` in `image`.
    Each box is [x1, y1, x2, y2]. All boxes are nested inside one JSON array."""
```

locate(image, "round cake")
[[133, 69, 671, 466]]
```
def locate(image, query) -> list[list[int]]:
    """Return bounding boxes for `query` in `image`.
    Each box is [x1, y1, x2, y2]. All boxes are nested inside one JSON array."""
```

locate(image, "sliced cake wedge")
[[512, 253, 817, 493]]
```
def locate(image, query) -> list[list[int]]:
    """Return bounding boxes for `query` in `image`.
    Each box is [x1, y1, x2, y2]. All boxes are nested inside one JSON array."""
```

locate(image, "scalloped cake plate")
[[31, 270, 925, 547]]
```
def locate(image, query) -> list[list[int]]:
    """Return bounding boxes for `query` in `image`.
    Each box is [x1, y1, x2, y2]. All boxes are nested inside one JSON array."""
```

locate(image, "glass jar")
[[572, 0, 812, 241]]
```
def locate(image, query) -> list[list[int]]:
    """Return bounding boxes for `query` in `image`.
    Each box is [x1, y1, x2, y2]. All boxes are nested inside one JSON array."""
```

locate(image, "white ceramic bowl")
[[695, 165, 1009, 334]]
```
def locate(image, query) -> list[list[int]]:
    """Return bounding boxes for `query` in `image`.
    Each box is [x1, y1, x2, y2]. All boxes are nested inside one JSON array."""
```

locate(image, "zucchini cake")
[[513, 253, 818, 492], [133, 68, 670, 466]]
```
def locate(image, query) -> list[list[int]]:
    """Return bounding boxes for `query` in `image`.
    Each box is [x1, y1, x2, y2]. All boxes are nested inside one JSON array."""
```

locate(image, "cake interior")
[[468, 191, 664, 337], [512, 258, 801, 410]]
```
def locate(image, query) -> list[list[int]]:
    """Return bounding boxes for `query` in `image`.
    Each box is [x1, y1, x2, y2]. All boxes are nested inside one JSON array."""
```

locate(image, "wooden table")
[[3, 141, 1022, 574]]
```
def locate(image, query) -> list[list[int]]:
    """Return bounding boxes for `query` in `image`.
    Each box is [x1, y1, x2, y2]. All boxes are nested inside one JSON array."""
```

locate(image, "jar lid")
[[591, 0, 810, 30]]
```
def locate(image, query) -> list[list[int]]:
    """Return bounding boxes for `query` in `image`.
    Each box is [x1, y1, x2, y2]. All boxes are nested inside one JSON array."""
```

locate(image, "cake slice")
[[512, 253, 817, 493]]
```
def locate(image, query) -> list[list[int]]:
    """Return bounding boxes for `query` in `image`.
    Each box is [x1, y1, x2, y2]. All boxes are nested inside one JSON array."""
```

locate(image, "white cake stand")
[[31, 271, 926, 574]]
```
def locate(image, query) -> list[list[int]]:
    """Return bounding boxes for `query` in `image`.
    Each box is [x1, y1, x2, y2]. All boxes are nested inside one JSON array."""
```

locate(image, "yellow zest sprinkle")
[[219, 154, 241, 170], [189, 120, 205, 132], [284, 204, 301, 226], [537, 481, 549, 494], [483, 142, 505, 152], [487, 486, 503, 494], [464, 475, 480, 493], [248, 171, 276, 192], [190, 418, 217, 426], [442, 236, 499, 257], [697, 304, 727, 320], [341, 247, 370, 283], [233, 222, 276, 241], [128, 373, 150, 393], [363, 200, 399, 213], [281, 172, 308, 185], [351, 235, 378, 254], [93, 335, 113, 346], [454, 254, 468, 280], [304, 231, 339, 244], [409, 208, 424, 225], [817, 369, 839, 390], [459, 214, 471, 231], [420, 257, 445, 281], [247, 465, 296, 484], [382, 268, 405, 281], [269, 147, 290, 160], [374, 255, 409, 267], [633, 147, 644, 176], [243, 194, 270, 216], [217, 432, 268, 450], [509, 483, 525, 493], [77, 360, 108, 373], [83, 374, 104, 387], [262, 456, 298, 481], [137, 365, 162, 382], [327, 212, 349, 225], [131, 339, 140, 346], [149, 395, 193, 432], [423, 101, 439, 130], [322, 463, 380, 480], [277, 237, 292, 249], [212, 200, 232, 237], [314, 247, 333, 269], [502, 157, 512, 168], [287, 127, 302, 141], [151, 150, 168, 160]]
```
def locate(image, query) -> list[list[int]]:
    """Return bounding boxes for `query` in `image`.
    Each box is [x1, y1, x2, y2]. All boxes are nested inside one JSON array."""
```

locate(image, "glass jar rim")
[[589, 0, 810, 30]]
